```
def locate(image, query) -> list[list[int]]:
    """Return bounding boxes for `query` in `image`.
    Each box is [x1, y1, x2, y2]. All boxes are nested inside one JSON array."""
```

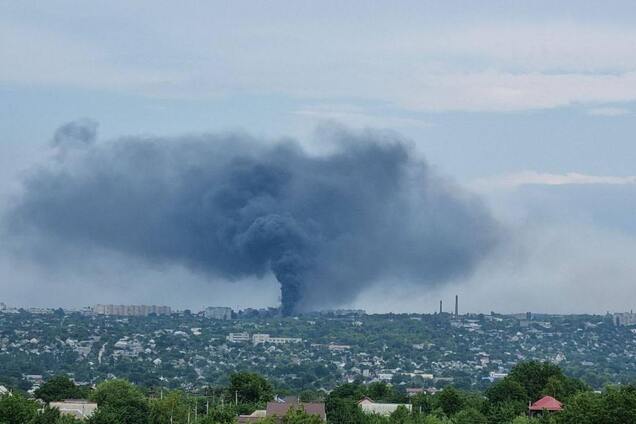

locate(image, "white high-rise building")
[[93, 304, 171, 316], [204, 306, 232, 320]]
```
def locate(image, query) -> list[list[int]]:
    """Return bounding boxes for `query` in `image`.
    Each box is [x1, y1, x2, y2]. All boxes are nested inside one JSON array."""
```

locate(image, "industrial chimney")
[[455, 295, 459, 317]]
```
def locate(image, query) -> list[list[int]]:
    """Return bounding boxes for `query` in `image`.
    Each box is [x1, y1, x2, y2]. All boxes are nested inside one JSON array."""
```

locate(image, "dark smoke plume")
[[7, 122, 500, 314]]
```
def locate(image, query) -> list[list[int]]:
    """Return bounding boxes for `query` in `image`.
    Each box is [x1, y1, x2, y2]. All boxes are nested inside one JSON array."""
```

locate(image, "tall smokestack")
[[439, 300, 443, 314], [455, 295, 458, 317]]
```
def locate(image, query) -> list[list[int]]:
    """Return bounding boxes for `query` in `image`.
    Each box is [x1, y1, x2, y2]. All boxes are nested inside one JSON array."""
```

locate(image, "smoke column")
[[6, 121, 501, 315]]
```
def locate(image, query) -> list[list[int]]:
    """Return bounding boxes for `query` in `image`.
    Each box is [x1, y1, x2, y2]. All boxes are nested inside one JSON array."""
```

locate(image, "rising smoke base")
[[7, 121, 501, 315]]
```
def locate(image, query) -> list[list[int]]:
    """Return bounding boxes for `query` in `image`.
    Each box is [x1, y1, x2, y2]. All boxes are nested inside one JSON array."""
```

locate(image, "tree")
[[35, 376, 86, 402], [411, 393, 432, 415], [0, 393, 38, 424], [227, 372, 273, 406], [202, 406, 238, 424], [508, 362, 563, 402], [453, 407, 487, 424], [148, 391, 189, 424], [599, 385, 636, 424], [542, 375, 587, 401], [89, 379, 149, 424], [435, 387, 462, 417], [388, 405, 410, 424], [484, 401, 527, 424], [486, 378, 527, 404], [511, 417, 539, 424], [282, 407, 324, 424], [555, 386, 636, 424], [325, 398, 367, 424], [556, 390, 600, 424], [30, 405, 60, 424], [367, 382, 392, 402]]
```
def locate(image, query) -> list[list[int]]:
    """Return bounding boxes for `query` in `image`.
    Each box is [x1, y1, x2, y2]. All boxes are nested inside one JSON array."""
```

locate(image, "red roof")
[[529, 396, 563, 411], [266, 402, 326, 421]]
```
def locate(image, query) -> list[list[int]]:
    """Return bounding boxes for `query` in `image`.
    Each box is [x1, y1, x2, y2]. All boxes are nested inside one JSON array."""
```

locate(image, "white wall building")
[[205, 306, 232, 320], [358, 398, 412, 416], [614, 312, 636, 326], [93, 304, 171, 316], [252, 334, 302, 345], [227, 332, 251, 342], [50, 400, 98, 419]]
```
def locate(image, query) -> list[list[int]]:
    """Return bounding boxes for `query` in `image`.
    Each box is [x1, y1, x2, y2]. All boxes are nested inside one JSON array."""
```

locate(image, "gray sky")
[[2, 1, 636, 313]]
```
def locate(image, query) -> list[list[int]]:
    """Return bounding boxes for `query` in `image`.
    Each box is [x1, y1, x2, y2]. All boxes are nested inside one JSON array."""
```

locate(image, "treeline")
[[2, 362, 636, 423]]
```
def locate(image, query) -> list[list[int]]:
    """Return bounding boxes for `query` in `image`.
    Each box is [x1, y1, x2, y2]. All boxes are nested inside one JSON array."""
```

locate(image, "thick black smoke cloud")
[[7, 122, 500, 314]]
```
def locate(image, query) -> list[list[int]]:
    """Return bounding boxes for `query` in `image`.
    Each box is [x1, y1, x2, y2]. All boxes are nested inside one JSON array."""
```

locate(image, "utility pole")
[[235, 390, 238, 406]]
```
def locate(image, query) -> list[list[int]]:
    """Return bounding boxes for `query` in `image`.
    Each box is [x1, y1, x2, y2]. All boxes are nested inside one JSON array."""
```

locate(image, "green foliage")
[[325, 397, 367, 424], [435, 387, 463, 416], [484, 400, 527, 424], [299, 390, 323, 403], [367, 383, 392, 402], [486, 378, 527, 404], [89, 379, 149, 424], [227, 372, 274, 406], [387, 405, 410, 424], [557, 385, 636, 424], [410, 393, 432, 415], [148, 391, 189, 424], [453, 407, 487, 424], [34, 375, 88, 403], [2, 360, 635, 424], [204, 406, 238, 424], [282, 407, 323, 424], [0, 393, 38, 424], [542, 375, 588, 401], [422, 416, 452, 424], [57, 415, 84, 424], [30, 405, 61, 424], [29, 405, 83, 424], [511, 417, 540, 424], [508, 362, 564, 402]]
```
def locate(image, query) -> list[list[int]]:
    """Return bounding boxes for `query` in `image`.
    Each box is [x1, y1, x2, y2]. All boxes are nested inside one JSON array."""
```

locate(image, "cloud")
[[471, 171, 636, 191], [397, 72, 636, 112], [293, 106, 432, 130], [0, 20, 184, 91], [3, 5, 636, 111], [587, 106, 631, 116]]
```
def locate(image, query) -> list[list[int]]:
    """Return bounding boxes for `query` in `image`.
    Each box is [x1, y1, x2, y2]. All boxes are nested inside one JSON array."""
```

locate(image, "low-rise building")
[[238, 398, 326, 423], [358, 397, 412, 416], [614, 312, 636, 326], [252, 334, 302, 345], [227, 332, 251, 343], [50, 400, 98, 419]]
